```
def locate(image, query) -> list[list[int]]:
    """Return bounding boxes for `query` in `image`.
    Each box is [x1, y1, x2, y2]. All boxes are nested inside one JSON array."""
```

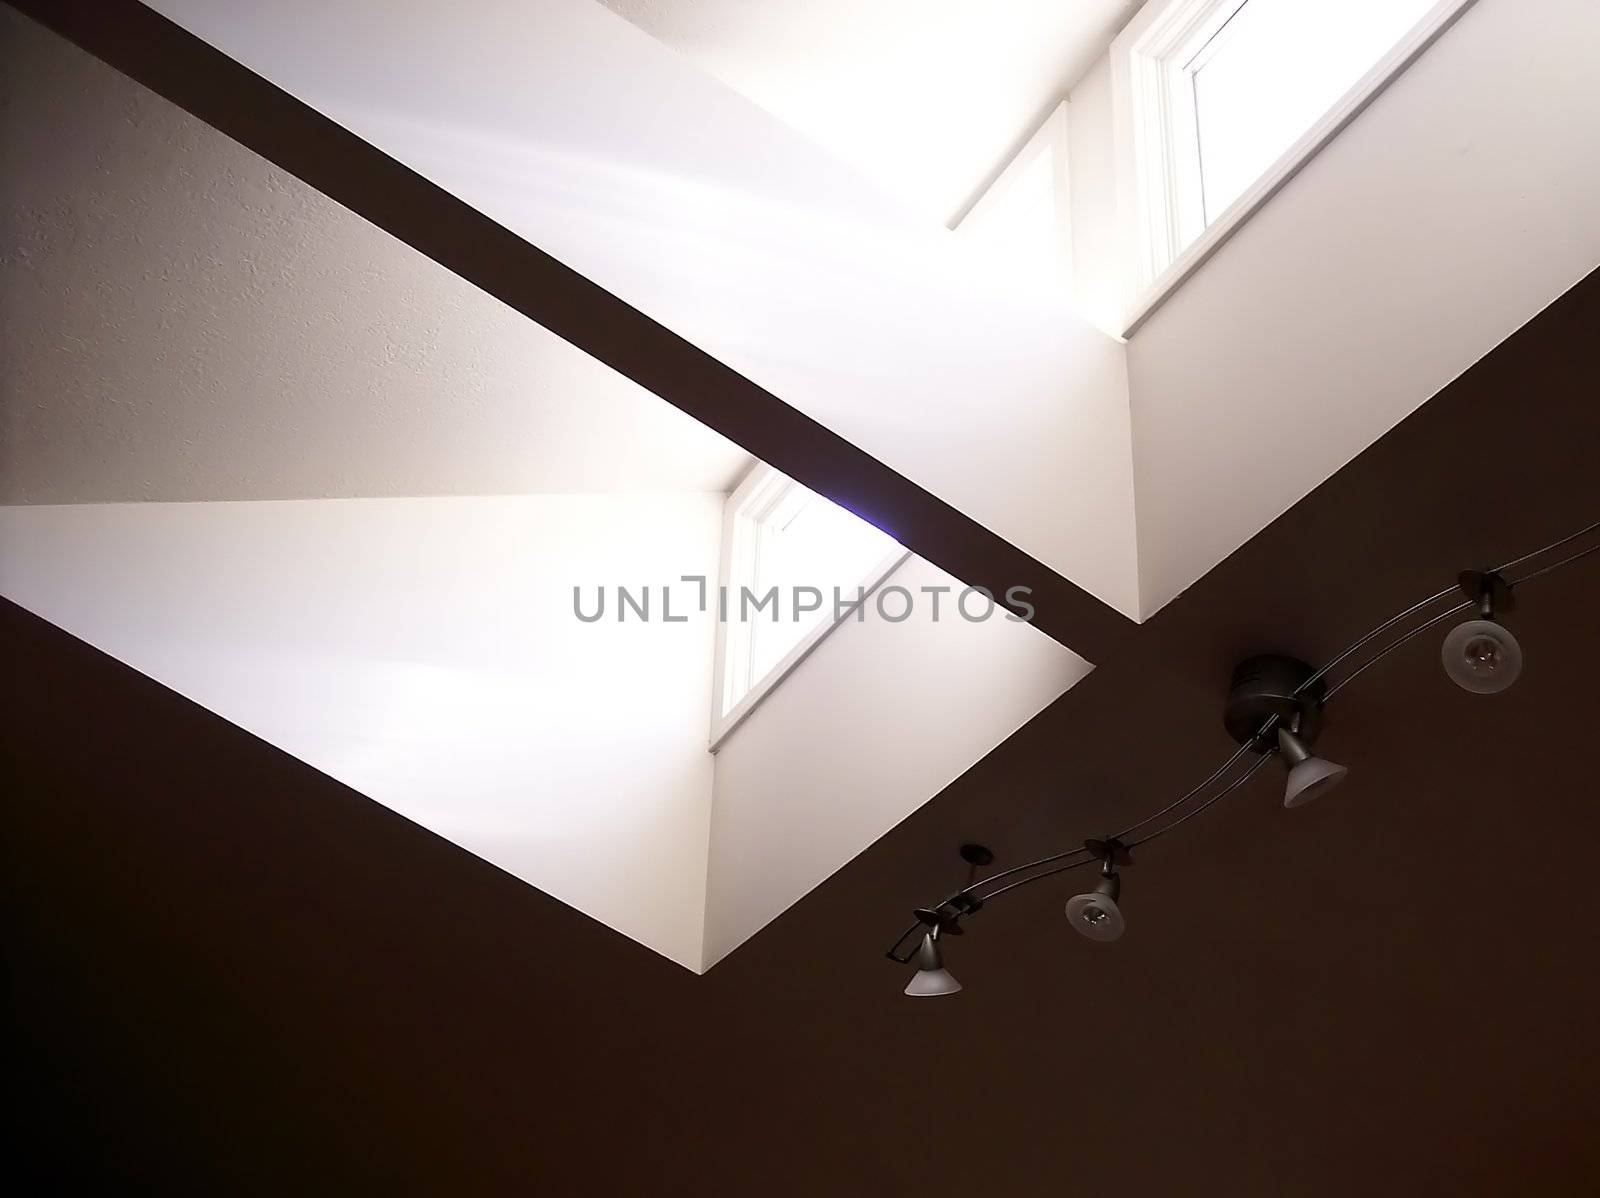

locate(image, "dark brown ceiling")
[[7, 258, 1599, 1195]]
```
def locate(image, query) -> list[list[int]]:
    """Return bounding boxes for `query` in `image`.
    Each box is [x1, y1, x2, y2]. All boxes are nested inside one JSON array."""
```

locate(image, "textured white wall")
[[0, 7, 749, 504], [144, 0, 1142, 623], [0, 495, 723, 971], [703, 556, 1090, 968]]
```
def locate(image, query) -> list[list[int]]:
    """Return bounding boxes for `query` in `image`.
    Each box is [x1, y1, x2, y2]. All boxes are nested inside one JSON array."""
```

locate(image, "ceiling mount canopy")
[[1220, 653, 1349, 808]]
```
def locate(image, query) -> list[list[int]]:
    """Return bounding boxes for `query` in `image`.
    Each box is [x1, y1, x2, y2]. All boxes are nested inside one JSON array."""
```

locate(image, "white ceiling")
[[598, 0, 1143, 225], [0, 7, 751, 505]]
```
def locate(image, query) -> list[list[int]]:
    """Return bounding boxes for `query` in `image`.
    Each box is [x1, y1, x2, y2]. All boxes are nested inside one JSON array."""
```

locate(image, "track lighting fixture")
[[1065, 839, 1130, 941], [1276, 727, 1349, 809], [894, 847, 988, 994], [884, 516, 1600, 996], [1224, 655, 1347, 808], [1442, 571, 1522, 694], [903, 928, 961, 997]]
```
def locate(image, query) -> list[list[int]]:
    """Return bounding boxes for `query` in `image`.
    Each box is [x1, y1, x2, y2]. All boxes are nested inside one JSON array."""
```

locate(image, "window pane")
[[1191, 0, 1436, 221], [746, 488, 897, 687]]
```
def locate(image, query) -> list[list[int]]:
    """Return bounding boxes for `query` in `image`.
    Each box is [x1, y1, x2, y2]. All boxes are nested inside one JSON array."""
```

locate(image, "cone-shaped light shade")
[[1065, 875, 1125, 941], [904, 932, 961, 997], [1278, 727, 1348, 809], [1441, 617, 1522, 694]]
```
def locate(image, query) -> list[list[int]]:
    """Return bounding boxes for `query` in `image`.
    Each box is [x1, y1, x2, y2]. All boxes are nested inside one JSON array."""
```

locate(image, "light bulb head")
[[1441, 617, 1522, 694], [1066, 874, 1125, 942], [904, 931, 961, 997], [1277, 727, 1349, 808]]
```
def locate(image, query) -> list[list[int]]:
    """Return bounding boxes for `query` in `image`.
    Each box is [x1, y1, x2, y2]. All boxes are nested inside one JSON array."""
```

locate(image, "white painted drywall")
[[1063, 55, 1126, 340], [702, 555, 1090, 968], [955, 103, 1075, 293], [0, 8, 749, 504], [143, 0, 1142, 624], [0, 495, 722, 971], [597, 0, 1142, 227], [1065, 0, 1600, 615]]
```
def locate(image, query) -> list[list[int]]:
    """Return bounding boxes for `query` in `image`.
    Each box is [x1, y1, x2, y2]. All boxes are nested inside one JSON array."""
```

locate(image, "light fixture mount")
[[913, 891, 984, 937], [1084, 837, 1133, 870], [1457, 569, 1515, 617], [1223, 654, 1326, 751], [959, 843, 995, 868]]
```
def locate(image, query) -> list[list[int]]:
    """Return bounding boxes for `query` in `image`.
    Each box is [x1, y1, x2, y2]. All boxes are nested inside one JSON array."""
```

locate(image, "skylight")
[[745, 482, 898, 685], [1113, 0, 1461, 300], [712, 465, 903, 745], [1187, 0, 1438, 222]]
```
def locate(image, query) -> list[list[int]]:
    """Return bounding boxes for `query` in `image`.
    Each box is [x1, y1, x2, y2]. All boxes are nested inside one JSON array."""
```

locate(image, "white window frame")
[[709, 464, 908, 751], [1111, 0, 1477, 335]]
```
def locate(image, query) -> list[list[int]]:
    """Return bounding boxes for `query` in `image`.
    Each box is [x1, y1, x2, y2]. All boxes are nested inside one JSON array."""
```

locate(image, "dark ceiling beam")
[[5, 0, 1138, 661]]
